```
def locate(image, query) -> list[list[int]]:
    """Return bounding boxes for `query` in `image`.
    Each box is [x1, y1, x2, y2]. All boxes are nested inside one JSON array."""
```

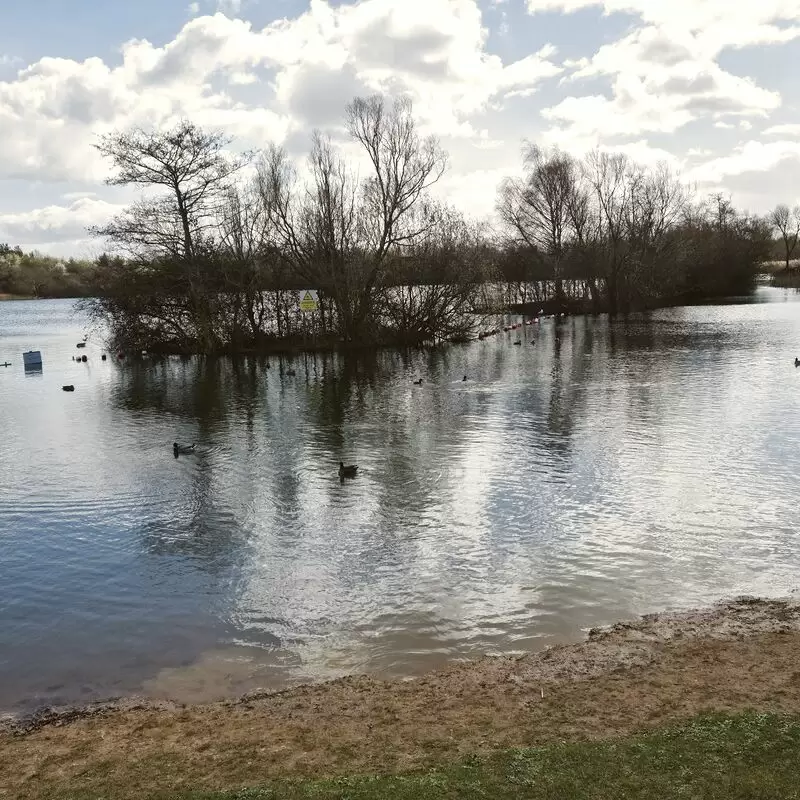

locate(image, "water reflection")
[[2, 291, 800, 711]]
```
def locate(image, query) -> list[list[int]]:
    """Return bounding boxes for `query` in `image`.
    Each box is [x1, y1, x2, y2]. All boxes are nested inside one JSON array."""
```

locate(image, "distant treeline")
[[0, 244, 97, 298], [5, 96, 789, 352]]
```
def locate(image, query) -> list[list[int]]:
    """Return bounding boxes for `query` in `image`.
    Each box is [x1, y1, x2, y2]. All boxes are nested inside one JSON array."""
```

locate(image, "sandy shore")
[[3, 596, 800, 798]]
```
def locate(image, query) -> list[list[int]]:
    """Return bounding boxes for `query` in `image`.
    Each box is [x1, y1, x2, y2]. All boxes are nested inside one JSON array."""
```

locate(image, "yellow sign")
[[299, 290, 319, 313]]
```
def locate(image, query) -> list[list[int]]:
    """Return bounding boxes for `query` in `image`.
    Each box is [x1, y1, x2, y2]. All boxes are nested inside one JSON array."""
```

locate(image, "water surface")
[[1, 290, 800, 712]]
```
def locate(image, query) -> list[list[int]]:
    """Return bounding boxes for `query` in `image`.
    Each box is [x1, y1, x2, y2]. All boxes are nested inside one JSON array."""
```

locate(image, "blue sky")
[[1, 0, 799, 256]]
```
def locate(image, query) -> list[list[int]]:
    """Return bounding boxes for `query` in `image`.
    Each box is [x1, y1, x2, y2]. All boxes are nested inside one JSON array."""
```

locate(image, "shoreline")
[[4, 594, 799, 736], [4, 594, 800, 798]]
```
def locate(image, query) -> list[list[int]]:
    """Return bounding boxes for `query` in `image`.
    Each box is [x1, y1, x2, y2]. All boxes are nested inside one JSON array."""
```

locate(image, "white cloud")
[[545, 25, 780, 145], [438, 167, 512, 219], [0, 16, 292, 182], [0, 198, 125, 249], [764, 122, 800, 136], [526, 1, 800, 51], [0, 2, 561, 184], [1, 0, 799, 252], [535, 2, 790, 154], [686, 139, 800, 184], [62, 191, 99, 201]]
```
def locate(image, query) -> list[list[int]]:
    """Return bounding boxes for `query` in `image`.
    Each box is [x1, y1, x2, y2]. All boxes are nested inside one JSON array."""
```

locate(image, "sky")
[[0, 0, 799, 257]]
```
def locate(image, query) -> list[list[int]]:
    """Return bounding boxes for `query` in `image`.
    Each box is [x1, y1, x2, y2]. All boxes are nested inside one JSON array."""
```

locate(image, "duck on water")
[[339, 461, 358, 478], [173, 442, 196, 457]]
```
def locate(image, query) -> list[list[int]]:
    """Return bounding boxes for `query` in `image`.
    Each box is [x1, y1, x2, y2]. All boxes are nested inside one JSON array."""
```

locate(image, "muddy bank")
[[3, 596, 800, 798]]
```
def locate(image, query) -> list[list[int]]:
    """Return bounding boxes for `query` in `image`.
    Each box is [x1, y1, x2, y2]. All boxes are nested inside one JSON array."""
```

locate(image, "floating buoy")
[[23, 351, 43, 370], [62, 385, 75, 392]]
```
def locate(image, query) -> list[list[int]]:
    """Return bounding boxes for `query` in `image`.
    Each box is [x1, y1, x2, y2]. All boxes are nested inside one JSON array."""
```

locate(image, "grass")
[[55, 712, 800, 800]]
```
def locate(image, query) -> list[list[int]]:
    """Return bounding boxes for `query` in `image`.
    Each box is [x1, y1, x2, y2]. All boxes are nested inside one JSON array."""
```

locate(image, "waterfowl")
[[286, 369, 296, 377], [76, 342, 86, 349], [413, 378, 423, 385], [62, 385, 75, 392], [173, 442, 196, 455], [514, 340, 522, 346], [462, 375, 467, 381], [796, 358, 800, 367], [339, 461, 358, 478]]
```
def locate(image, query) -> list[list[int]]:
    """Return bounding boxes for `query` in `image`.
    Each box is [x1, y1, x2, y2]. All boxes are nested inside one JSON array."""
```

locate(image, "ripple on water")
[[3, 292, 800, 711]]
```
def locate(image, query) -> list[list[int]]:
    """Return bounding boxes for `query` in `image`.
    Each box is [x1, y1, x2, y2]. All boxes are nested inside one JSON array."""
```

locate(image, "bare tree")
[[769, 204, 800, 270], [94, 121, 248, 260], [582, 150, 630, 313], [344, 95, 447, 336], [255, 133, 365, 338], [379, 201, 487, 343], [623, 162, 689, 301], [216, 180, 274, 344], [93, 121, 250, 351], [497, 145, 580, 304]]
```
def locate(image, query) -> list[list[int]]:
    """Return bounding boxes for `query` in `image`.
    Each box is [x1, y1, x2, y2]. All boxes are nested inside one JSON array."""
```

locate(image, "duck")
[[339, 461, 358, 478], [462, 375, 467, 381], [62, 385, 75, 392], [173, 442, 196, 456], [413, 378, 423, 385], [286, 369, 296, 377], [514, 340, 522, 346], [796, 358, 800, 367]]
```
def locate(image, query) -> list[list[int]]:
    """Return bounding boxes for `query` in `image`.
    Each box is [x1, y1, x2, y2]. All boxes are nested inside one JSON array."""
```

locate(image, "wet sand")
[[3, 596, 800, 798]]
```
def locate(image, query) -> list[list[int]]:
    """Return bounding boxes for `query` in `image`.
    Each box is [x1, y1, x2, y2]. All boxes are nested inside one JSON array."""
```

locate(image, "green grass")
[[133, 712, 800, 800]]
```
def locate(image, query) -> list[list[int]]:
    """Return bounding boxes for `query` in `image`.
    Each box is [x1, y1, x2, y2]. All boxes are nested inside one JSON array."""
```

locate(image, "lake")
[[1, 289, 800, 714]]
